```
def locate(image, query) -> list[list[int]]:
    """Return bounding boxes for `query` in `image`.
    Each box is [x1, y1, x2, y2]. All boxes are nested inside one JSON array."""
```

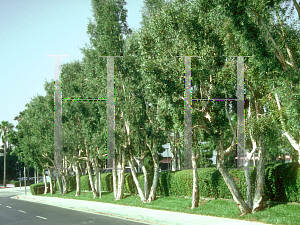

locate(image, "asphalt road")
[[0, 190, 149, 225]]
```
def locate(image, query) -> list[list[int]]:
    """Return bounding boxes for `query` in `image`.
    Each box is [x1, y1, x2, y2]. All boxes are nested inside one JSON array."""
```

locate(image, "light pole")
[[24, 166, 27, 194], [98, 170, 101, 199]]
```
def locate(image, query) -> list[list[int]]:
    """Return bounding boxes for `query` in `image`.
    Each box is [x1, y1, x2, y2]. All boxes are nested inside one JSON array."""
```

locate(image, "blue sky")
[[0, 0, 298, 136], [0, 0, 144, 131]]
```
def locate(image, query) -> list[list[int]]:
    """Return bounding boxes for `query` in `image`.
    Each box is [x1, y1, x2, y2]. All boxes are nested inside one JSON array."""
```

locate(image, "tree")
[[80, 0, 132, 200], [0, 121, 15, 187]]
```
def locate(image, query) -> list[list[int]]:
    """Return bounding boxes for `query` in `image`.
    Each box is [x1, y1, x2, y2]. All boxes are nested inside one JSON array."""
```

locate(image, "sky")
[[0, 0, 144, 132], [0, 0, 298, 147]]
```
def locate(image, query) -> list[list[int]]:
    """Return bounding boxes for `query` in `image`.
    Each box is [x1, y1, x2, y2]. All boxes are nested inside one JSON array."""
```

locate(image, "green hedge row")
[[155, 163, 300, 202], [8, 181, 22, 187], [30, 182, 50, 195], [33, 162, 300, 202]]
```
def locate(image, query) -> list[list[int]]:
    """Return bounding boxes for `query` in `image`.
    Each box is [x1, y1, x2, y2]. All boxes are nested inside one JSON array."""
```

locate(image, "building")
[[159, 142, 218, 170]]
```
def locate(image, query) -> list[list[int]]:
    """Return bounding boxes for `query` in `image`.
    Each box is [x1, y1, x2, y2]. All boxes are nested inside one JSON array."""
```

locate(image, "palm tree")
[[0, 121, 14, 187]]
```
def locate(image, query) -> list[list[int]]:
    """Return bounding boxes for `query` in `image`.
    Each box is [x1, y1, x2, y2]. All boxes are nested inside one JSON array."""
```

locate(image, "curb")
[[11, 195, 165, 225]]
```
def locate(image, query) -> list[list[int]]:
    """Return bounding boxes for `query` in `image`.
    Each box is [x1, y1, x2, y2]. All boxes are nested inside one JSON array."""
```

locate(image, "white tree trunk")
[[168, 132, 178, 171], [242, 131, 257, 210], [252, 137, 266, 213], [86, 161, 98, 198], [85, 139, 98, 198], [74, 162, 81, 196], [48, 168, 54, 195], [60, 170, 69, 195], [116, 152, 126, 200], [216, 144, 252, 216], [134, 153, 149, 199], [176, 131, 182, 170], [147, 151, 160, 203], [191, 150, 200, 209], [91, 157, 99, 195], [244, 165, 253, 209], [128, 157, 147, 203], [112, 156, 118, 199], [275, 93, 300, 163], [43, 170, 47, 194], [54, 167, 63, 195]]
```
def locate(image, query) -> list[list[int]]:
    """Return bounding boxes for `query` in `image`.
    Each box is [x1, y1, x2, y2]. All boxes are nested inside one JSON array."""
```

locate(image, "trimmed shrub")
[[69, 176, 76, 191], [80, 175, 91, 191], [30, 182, 50, 195], [8, 181, 21, 187]]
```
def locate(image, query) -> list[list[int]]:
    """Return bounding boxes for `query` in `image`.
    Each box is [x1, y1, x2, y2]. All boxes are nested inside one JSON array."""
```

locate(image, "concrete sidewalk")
[[2, 186, 270, 225]]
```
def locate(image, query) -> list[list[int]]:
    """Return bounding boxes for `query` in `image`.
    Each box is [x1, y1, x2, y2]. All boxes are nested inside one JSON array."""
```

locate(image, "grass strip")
[[41, 191, 300, 225]]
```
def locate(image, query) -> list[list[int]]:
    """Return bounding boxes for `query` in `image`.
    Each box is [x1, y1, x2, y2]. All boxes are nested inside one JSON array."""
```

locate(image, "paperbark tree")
[[191, 129, 200, 209], [0, 121, 14, 187], [80, 0, 132, 200]]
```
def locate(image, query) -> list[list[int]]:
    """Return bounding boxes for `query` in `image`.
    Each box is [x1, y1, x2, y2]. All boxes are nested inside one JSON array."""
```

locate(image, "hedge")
[[30, 182, 50, 195]]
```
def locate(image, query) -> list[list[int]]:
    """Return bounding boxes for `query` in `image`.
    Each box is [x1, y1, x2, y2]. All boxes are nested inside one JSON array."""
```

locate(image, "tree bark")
[[116, 151, 126, 200], [292, 0, 300, 20], [252, 137, 267, 213], [85, 139, 98, 198], [43, 170, 47, 194], [54, 166, 63, 195], [216, 142, 252, 216], [74, 162, 81, 196], [86, 160, 97, 198], [168, 132, 178, 171], [191, 149, 200, 209], [243, 96, 257, 209], [134, 150, 149, 199], [92, 156, 100, 196], [60, 170, 69, 195], [112, 154, 118, 199], [147, 150, 160, 203], [48, 168, 54, 195], [128, 154, 147, 203], [275, 93, 300, 163]]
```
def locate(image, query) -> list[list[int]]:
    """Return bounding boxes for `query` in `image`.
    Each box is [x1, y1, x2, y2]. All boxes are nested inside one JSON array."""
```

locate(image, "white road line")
[[36, 216, 47, 220], [18, 210, 26, 213], [6, 206, 12, 208]]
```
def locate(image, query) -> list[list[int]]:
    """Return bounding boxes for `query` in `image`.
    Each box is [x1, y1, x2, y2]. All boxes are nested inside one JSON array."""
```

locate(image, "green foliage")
[[80, 175, 91, 191], [68, 176, 76, 191], [30, 182, 50, 195], [265, 162, 300, 202], [101, 173, 113, 192], [7, 180, 21, 187]]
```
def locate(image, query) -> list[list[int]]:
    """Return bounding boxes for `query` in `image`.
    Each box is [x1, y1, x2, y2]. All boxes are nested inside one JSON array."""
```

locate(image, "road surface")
[[0, 189, 150, 225]]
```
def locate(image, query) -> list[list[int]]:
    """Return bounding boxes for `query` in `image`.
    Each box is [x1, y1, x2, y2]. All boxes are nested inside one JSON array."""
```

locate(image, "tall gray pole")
[[98, 171, 101, 199], [184, 56, 192, 170], [107, 56, 115, 169], [237, 56, 245, 168], [47, 55, 69, 172], [24, 166, 27, 194], [19, 167, 21, 189], [3, 141, 6, 187]]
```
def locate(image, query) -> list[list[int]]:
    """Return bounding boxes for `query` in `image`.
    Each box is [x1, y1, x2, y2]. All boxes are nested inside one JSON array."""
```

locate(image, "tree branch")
[[275, 93, 300, 151], [293, 0, 300, 20], [251, 8, 287, 70]]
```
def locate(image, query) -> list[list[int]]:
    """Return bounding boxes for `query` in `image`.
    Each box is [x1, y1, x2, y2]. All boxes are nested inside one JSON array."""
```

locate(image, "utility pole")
[[24, 166, 27, 194], [19, 165, 21, 189], [3, 140, 7, 187], [98, 171, 101, 199]]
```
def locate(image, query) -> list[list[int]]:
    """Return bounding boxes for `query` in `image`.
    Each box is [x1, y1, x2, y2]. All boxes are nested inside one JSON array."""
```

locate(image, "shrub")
[[69, 176, 76, 191], [80, 175, 91, 191], [8, 181, 21, 187], [30, 182, 50, 195]]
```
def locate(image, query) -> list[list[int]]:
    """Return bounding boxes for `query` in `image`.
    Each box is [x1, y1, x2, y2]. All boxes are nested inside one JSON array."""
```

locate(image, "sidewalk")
[[3, 186, 270, 225]]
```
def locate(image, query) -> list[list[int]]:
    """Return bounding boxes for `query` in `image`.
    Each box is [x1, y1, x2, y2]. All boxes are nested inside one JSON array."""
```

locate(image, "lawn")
[[42, 190, 300, 225]]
